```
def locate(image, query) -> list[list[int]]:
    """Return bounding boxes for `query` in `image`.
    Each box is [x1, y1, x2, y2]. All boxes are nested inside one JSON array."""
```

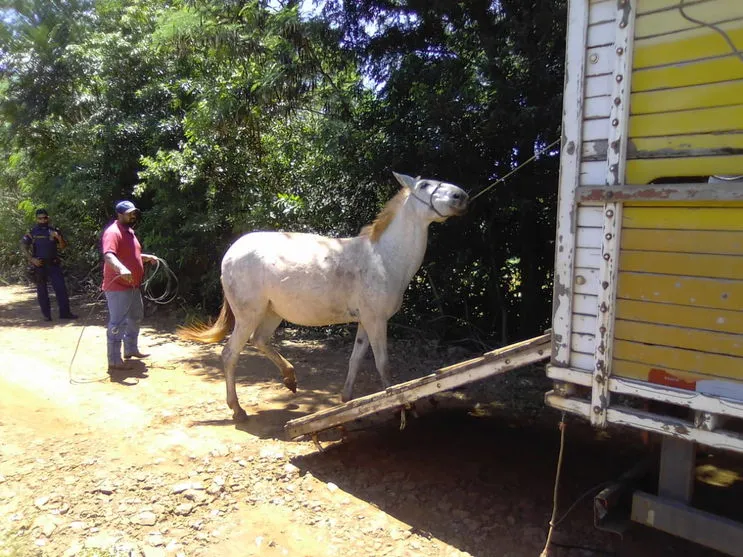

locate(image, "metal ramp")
[[284, 332, 551, 440]]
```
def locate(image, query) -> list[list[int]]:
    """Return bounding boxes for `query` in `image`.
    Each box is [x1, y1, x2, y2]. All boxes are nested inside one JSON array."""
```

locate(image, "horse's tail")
[[178, 297, 235, 343]]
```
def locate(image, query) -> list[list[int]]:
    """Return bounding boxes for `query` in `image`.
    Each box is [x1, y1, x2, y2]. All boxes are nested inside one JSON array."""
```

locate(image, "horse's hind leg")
[[222, 321, 255, 422], [251, 310, 297, 393], [341, 324, 369, 402]]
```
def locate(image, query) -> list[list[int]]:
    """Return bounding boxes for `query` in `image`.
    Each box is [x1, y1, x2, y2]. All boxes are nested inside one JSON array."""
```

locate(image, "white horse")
[[179, 172, 468, 421]]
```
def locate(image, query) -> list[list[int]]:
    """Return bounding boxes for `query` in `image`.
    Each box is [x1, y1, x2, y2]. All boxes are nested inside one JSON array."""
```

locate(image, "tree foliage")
[[0, 0, 566, 346]]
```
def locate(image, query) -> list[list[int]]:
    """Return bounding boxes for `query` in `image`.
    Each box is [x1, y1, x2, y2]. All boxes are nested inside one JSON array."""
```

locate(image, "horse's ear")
[[392, 171, 416, 190]]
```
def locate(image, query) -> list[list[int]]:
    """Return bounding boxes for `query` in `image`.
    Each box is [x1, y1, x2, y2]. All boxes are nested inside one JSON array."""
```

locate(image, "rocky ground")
[[0, 284, 739, 557]]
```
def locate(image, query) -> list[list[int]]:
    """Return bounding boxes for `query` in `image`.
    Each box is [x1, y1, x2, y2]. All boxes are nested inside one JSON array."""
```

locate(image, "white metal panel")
[[575, 246, 602, 268], [607, 407, 743, 455], [585, 73, 613, 98], [545, 391, 743, 454], [571, 332, 596, 354], [610, 376, 743, 419], [576, 205, 604, 227], [574, 267, 600, 294], [585, 45, 614, 77], [583, 117, 611, 141], [582, 139, 609, 161], [588, 0, 616, 25], [584, 96, 612, 120], [576, 224, 603, 247], [552, 0, 590, 366], [605, 0, 635, 186], [545, 391, 592, 415], [572, 313, 598, 335], [570, 351, 596, 372], [547, 364, 593, 386], [587, 20, 616, 47], [574, 293, 599, 315], [580, 160, 608, 185], [591, 203, 623, 427]]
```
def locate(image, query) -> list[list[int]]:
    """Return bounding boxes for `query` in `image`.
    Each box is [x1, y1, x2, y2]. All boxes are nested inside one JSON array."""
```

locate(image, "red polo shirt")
[[101, 221, 144, 291]]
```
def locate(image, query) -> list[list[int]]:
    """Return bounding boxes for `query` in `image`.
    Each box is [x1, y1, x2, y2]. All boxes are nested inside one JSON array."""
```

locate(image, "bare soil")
[[0, 284, 739, 557]]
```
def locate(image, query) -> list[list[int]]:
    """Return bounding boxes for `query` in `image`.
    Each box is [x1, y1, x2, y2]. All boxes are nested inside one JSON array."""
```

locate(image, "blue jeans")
[[34, 263, 71, 318], [105, 289, 143, 365]]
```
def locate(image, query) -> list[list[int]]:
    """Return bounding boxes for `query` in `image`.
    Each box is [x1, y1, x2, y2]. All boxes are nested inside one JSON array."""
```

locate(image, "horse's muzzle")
[[454, 195, 469, 215]]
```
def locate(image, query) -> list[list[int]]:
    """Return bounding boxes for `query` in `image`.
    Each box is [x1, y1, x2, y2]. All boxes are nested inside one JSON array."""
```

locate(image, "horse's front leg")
[[362, 319, 392, 391], [342, 324, 370, 402]]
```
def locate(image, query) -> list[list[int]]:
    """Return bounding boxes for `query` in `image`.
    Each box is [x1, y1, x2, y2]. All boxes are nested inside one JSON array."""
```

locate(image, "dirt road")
[[0, 285, 735, 556]]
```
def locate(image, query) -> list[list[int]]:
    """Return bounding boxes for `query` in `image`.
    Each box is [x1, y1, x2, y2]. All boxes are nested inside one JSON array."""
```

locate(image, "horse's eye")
[[419, 181, 429, 189]]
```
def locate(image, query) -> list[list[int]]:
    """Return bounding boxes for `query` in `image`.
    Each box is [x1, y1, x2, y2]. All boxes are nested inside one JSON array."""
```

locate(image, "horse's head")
[[393, 172, 469, 222]]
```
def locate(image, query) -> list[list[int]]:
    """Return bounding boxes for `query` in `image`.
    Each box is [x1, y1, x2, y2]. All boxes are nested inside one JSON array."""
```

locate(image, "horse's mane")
[[360, 188, 410, 242]]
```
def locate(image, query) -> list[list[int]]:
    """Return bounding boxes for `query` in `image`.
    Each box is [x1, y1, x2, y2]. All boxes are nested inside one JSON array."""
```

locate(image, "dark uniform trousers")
[[33, 260, 71, 319]]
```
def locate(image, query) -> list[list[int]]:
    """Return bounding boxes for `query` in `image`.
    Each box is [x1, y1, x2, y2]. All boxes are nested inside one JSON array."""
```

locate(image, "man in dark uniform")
[[20, 208, 78, 321]]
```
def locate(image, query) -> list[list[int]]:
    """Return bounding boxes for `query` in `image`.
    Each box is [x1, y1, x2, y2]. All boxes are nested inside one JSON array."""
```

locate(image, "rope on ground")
[[539, 413, 620, 557], [67, 256, 179, 384], [540, 411, 568, 557]]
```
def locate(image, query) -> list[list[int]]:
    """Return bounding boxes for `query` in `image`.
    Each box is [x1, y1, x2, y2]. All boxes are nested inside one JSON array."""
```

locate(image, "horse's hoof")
[[284, 379, 297, 393], [233, 408, 249, 422]]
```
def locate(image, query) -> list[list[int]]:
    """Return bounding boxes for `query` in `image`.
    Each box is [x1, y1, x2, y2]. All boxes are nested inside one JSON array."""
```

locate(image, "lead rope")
[[679, 0, 743, 64], [469, 137, 561, 203], [540, 411, 567, 557]]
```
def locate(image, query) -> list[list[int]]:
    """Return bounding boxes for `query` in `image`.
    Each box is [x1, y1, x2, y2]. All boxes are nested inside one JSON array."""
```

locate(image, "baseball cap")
[[35, 208, 49, 216], [115, 200, 139, 214]]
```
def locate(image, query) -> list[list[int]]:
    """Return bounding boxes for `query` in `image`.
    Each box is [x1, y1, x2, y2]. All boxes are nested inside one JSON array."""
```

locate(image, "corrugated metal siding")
[[579, 0, 616, 186], [613, 203, 743, 387], [570, 205, 603, 371], [626, 0, 743, 183]]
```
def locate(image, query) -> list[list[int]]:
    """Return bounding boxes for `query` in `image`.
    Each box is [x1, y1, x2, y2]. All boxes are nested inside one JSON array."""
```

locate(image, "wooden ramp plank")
[[284, 333, 551, 440]]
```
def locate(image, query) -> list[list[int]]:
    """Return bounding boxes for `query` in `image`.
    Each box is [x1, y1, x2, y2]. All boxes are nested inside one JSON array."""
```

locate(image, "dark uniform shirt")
[[22, 224, 62, 261]]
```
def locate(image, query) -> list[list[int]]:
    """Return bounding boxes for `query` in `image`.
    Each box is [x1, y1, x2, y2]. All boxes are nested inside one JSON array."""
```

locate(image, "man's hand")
[[141, 253, 157, 264], [30, 257, 43, 267], [50, 229, 60, 241], [119, 270, 134, 285]]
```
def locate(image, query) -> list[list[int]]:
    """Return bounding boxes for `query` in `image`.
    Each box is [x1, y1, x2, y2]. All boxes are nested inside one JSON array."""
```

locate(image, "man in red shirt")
[[102, 201, 156, 372]]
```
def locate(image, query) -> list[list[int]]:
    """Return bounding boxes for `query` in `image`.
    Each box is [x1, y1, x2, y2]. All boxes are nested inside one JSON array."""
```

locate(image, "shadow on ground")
[[289, 408, 741, 557]]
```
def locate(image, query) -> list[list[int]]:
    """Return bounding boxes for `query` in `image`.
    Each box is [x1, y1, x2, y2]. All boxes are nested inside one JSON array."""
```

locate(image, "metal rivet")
[[611, 118, 619, 127], [606, 209, 614, 217], [610, 164, 618, 172], [616, 47, 624, 55], [619, 21, 627, 28], [603, 253, 611, 261], [596, 374, 605, 384], [590, 53, 599, 64], [600, 302, 608, 313], [593, 406, 602, 414], [576, 275, 587, 286], [605, 233, 613, 240], [614, 97, 621, 106], [602, 280, 609, 289], [599, 326, 607, 334], [616, 74, 623, 83]]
